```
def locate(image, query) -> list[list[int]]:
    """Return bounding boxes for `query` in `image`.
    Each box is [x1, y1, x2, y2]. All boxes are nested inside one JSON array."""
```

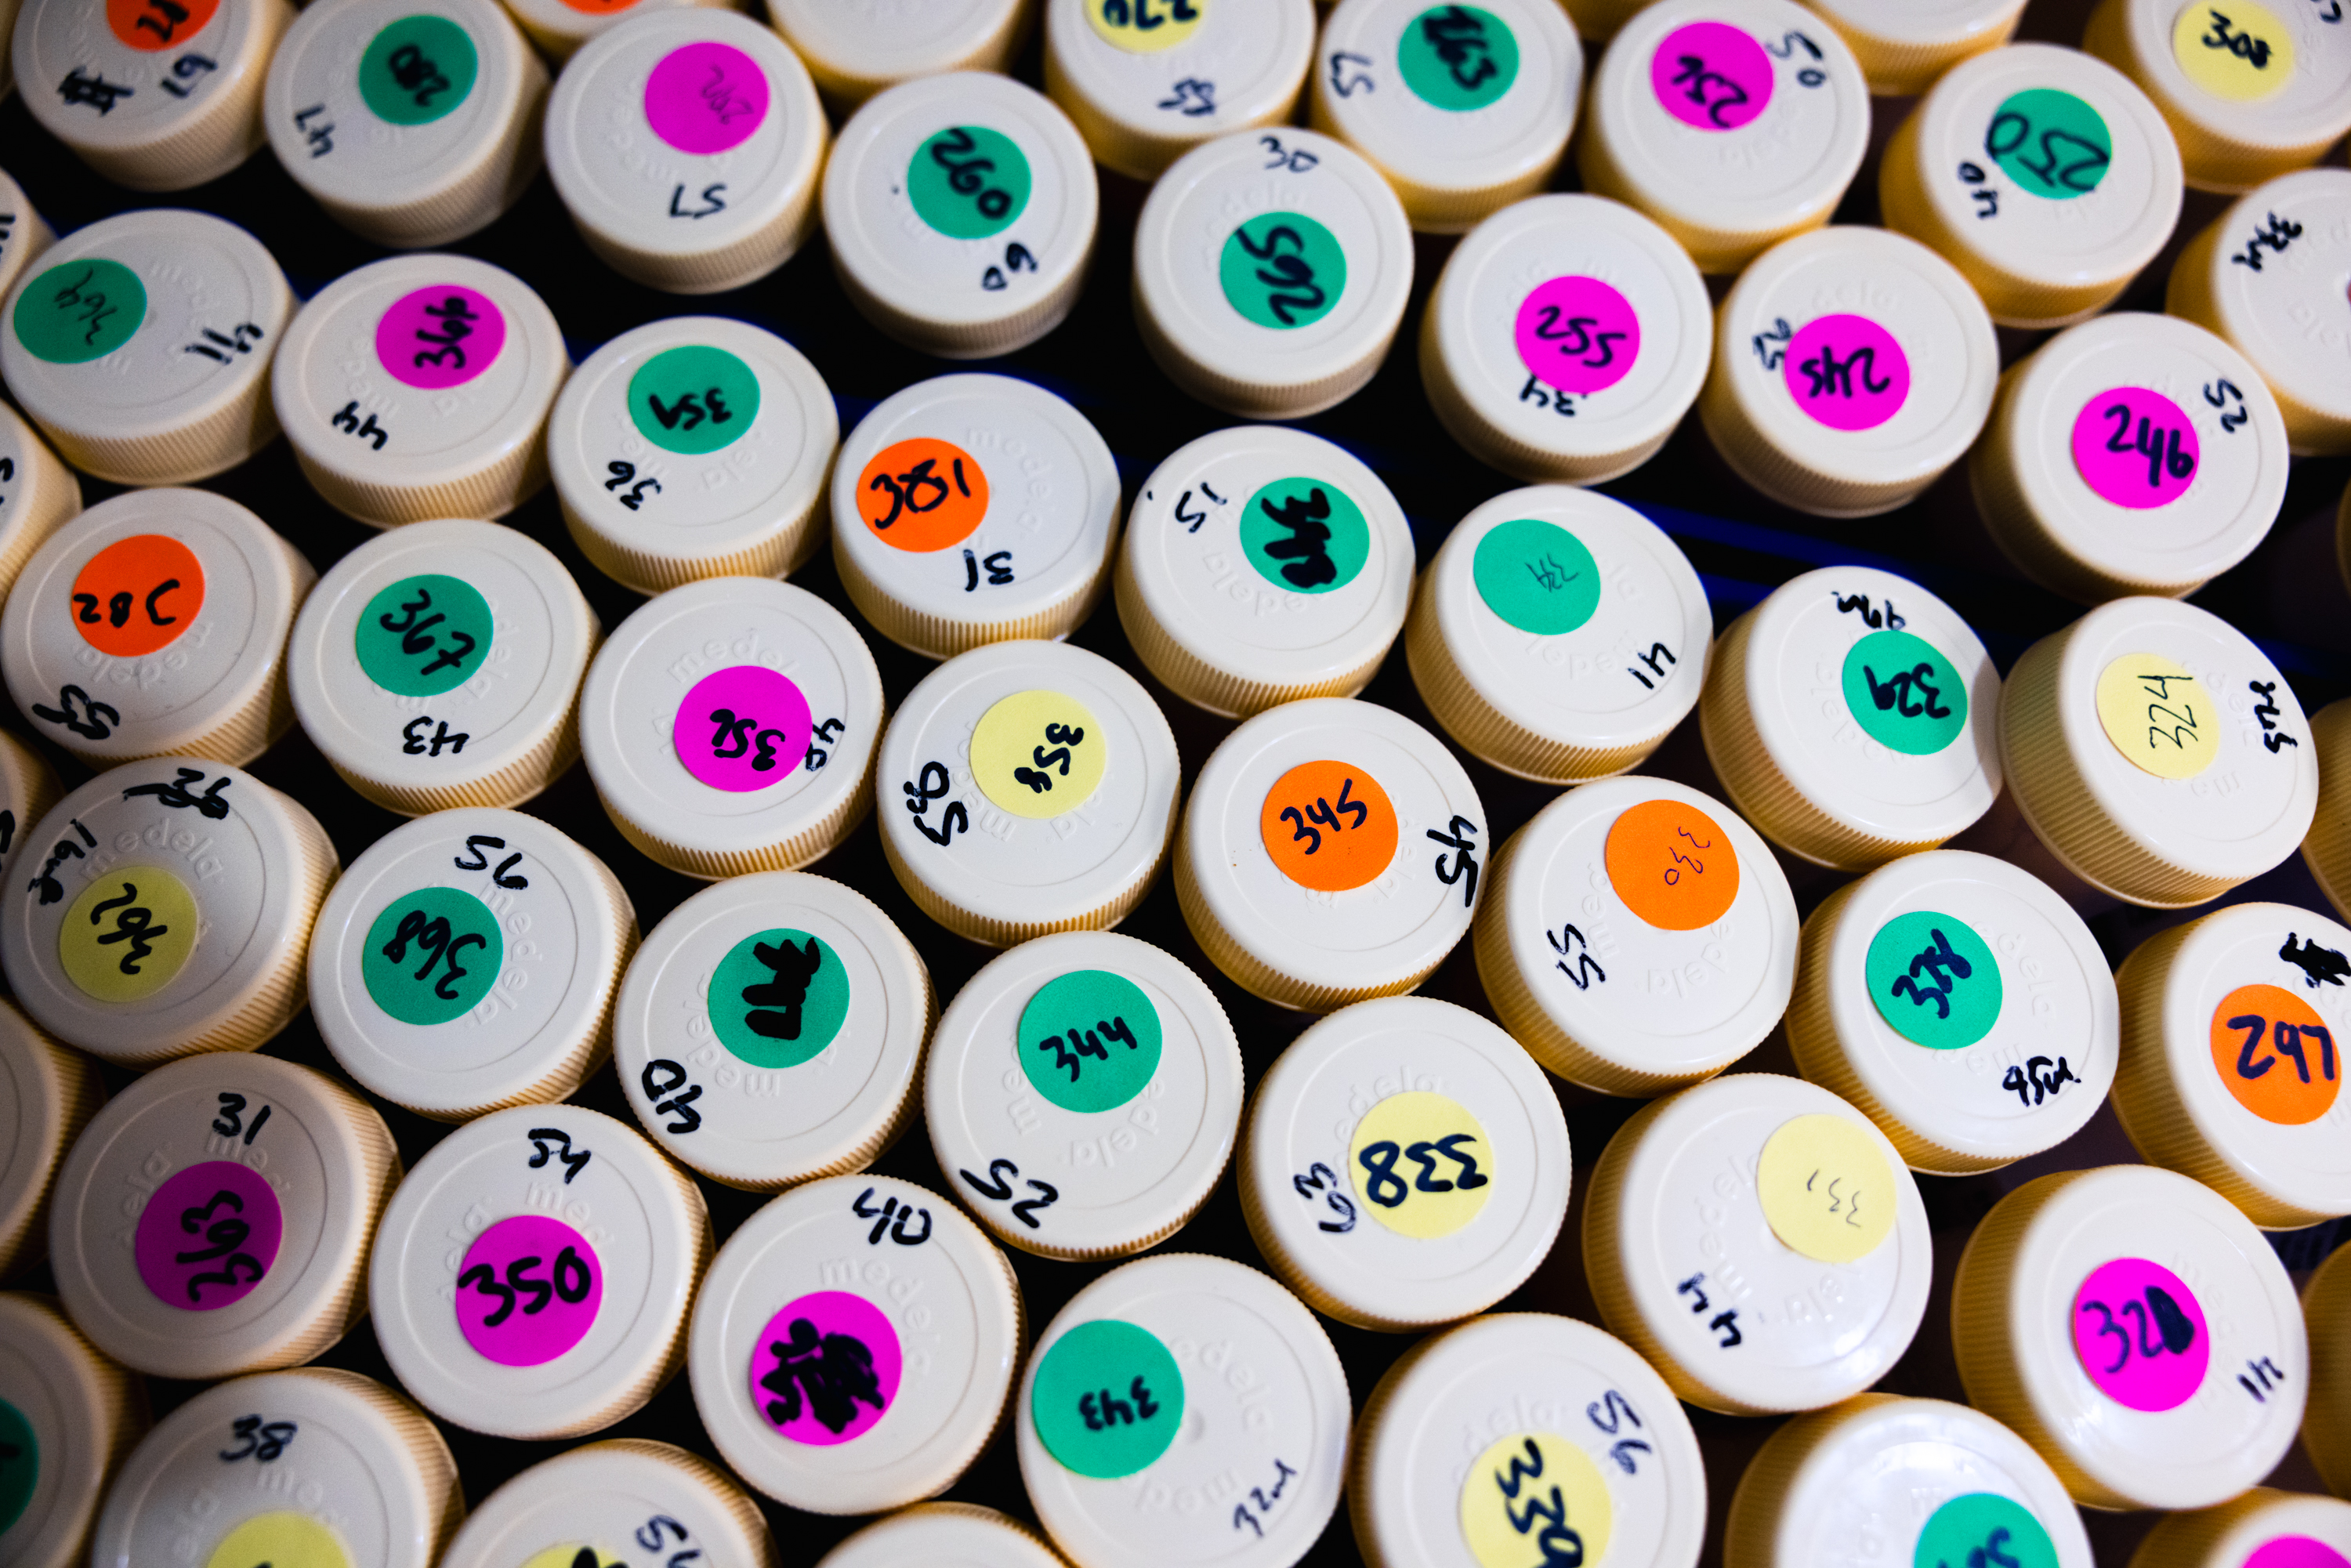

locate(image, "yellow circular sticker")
[[1755, 1113, 1896, 1265], [1085, 0, 1208, 53], [2094, 653, 2221, 780], [2172, 0, 2295, 103], [520, 1550, 625, 1568], [60, 866, 198, 1002], [205, 1512, 354, 1568], [1348, 1091, 1493, 1240], [1459, 1432, 1611, 1568], [969, 690, 1107, 819]]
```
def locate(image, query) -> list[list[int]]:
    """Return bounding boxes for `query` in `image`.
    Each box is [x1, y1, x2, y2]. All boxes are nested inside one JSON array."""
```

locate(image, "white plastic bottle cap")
[[1880, 43, 2183, 329], [1016, 1251, 1349, 1568], [288, 520, 599, 816], [2130, 1487, 2351, 1568], [925, 930, 1242, 1260], [1473, 775, 1800, 1097], [0, 729, 63, 896], [878, 640, 1180, 946], [1582, 1072, 1933, 1415], [545, 9, 826, 294], [1132, 128, 1414, 419], [273, 255, 570, 527], [1418, 194, 1714, 486], [0, 1293, 141, 1568], [831, 375, 1121, 661], [1042, 0, 1316, 181], [1998, 596, 2318, 907], [1116, 425, 1414, 718], [1951, 1163, 2306, 1510], [2, 758, 338, 1065], [437, 1440, 773, 1568], [368, 1103, 710, 1439], [1799, 0, 2026, 96], [0, 404, 82, 605], [0, 170, 57, 309], [612, 871, 934, 1190], [0, 209, 292, 485], [47, 1053, 398, 1380], [1700, 226, 2001, 516], [687, 1173, 1023, 1513], [817, 1505, 1065, 1568], [1406, 486, 1712, 782], [767, 0, 1029, 110], [263, 0, 548, 247], [0, 1002, 99, 1280], [2168, 170, 2351, 457], [308, 807, 639, 1121], [500, 0, 724, 62], [2304, 1243, 2351, 1501]]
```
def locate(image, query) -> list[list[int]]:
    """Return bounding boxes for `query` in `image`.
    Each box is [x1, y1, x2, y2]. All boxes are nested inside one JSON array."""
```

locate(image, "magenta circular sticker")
[[1784, 314, 1910, 432], [134, 1160, 284, 1312], [1651, 21, 1773, 132], [1514, 276, 1641, 397], [375, 284, 506, 391], [750, 1291, 901, 1447], [2247, 1540, 2351, 1568], [643, 41, 770, 156], [674, 664, 813, 793], [2071, 1257, 2210, 1413], [2069, 387, 2201, 510], [455, 1215, 603, 1367]]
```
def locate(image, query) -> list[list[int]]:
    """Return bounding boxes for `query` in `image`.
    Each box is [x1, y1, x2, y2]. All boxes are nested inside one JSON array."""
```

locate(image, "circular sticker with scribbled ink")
[[13, 260, 146, 365], [1019, 969, 1163, 1114], [969, 690, 1106, 820], [1842, 629, 1969, 755], [1912, 1493, 2059, 1568], [1605, 798, 1739, 932], [456, 1215, 603, 1367], [2071, 387, 2200, 510], [1866, 911, 2002, 1050], [1473, 518, 1602, 636], [354, 574, 494, 700], [60, 867, 199, 1004], [107, 0, 219, 50], [2094, 654, 2219, 780], [857, 437, 990, 551], [375, 284, 505, 391], [1085, 0, 1206, 53], [1349, 1091, 1494, 1240], [1755, 1113, 1896, 1264], [643, 42, 770, 156], [2245, 1541, 2351, 1568], [71, 534, 206, 658], [674, 666, 813, 794], [1514, 276, 1641, 398], [749, 1291, 901, 1446], [1651, 21, 1773, 132], [1260, 759, 1399, 893], [629, 344, 762, 458], [135, 1160, 284, 1312], [2210, 983, 2342, 1126], [1784, 315, 1910, 432], [357, 13, 479, 127], [0, 1400, 38, 1537], [908, 125, 1034, 241], [1397, 4, 1520, 112], [2172, 0, 2296, 103], [363, 886, 503, 1027], [1460, 1432, 1610, 1568], [2071, 1256, 2209, 1412], [203, 1511, 355, 1568], [1030, 1319, 1185, 1479], [1239, 476, 1370, 595], [1984, 88, 2113, 199], [708, 928, 850, 1070], [1219, 213, 1346, 332]]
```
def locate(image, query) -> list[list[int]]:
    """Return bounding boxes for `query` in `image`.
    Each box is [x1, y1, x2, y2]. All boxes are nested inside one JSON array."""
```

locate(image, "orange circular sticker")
[[107, 0, 221, 50], [71, 535, 205, 658], [2210, 983, 2342, 1125], [560, 0, 639, 13], [857, 438, 990, 552], [1605, 798, 1740, 932], [1260, 761, 1398, 893]]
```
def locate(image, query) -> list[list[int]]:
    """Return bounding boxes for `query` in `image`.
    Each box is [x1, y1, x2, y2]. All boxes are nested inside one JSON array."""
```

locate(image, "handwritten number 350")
[[459, 1248, 592, 1327]]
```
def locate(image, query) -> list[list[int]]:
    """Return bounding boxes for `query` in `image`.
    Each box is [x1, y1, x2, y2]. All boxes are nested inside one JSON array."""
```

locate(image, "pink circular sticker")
[[1784, 314, 1910, 432], [1651, 21, 1773, 132], [133, 1160, 284, 1312], [750, 1291, 901, 1447], [375, 284, 506, 391], [2069, 386, 2201, 510], [674, 664, 813, 793], [455, 1215, 603, 1367], [643, 41, 770, 156], [1514, 276, 1642, 397], [2248, 1540, 2351, 1568], [2071, 1257, 2210, 1413]]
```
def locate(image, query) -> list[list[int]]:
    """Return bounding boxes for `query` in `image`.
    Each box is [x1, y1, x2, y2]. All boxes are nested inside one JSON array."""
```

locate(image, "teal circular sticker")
[[13, 259, 145, 364], [1219, 212, 1346, 331], [628, 345, 761, 457], [355, 574, 495, 698], [1842, 629, 1969, 756], [1397, 4, 1520, 110], [907, 124, 1033, 241], [1983, 88, 2112, 200], [1473, 518, 1601, 636], [1913, 1492, 2059, 1568], [1018, 970, 1163, 1114], [359, 13, 480, 127], [0, 1398, 34, 1537], [1031, 1320, 1185, 1479], [1866, 911, 2002, 1051], [709, 929, 850, 1070], [363, 886, 504, 1027], [1239, 476, 1370, 595]]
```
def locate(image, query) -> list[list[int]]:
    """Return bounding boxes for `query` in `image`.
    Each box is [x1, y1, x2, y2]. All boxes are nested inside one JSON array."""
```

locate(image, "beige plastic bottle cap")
[[288, 520, 598, 815], [501, 0, 726, 63], [687, 1174, 1023, 1513], [0, 170, 56, 307], [1116, 425, 1414, 719], [1583, 1072, 1933, 1415], [2168, 170, 2351, 456], [1998, 595, 2317, 907], [0, 1003, 99, 1280], [1418, 193, 1714, 485], [1701, 226, 2001, 516], [309, 807, 638, 1120], [0, 1293, 141, 1568], [925, 930, 1242, 1260], [612, 871, 934, 1190], [2307, 701, 2351, 922], [2302, 1241, 2351, 1501], [2129, 1487, 2351, 1568], [768, 0, 1027, 110], [2, 758, 337, 1065], [1016, 1251, 1349, 1568], [0, 404, 82, 605], [1042, 0, 1316, 181], [263, 0, 548, 247], [273, 255, 569, 527], [1475, 774, 1799, 1096], [368, 1104, 710, 1440], [832, 375, 1121, 661], [440, 1441, 773, 1568], [1951, 1163, 2306, 1510], [1132, 128, 1413, 418], [0, 209, 292, 485], [1801, 0, 2026, 95], [817, 1505, 1064, 1568], [0, 731, 61, 906]]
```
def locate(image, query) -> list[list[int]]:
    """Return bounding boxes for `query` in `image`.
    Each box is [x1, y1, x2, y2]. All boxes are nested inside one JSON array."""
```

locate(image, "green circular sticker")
[[1866, 910, 2002, 1051], [1473, 518, 1601, 636], [1239, 476, 1370, 595], [0, 1398, 35, 1537], [363, 886, 503, 1027], [627, 345, 761, 457], [709, 929, 850, 1070], [1983, 88, 2112, 200], [1031, 1320, 1184, 1479], [1219, 212, 1346, 331], [1842, 629, 1969, 756], [1018, 970, 1163, 1114], [13, 259, 145, 364], [1913, 1492, 2058, 1568], [359, 13, 480, 127], [907, 124, 1033, 241], [1397, 4, 1520, 110], [355, 574, 495, 698]]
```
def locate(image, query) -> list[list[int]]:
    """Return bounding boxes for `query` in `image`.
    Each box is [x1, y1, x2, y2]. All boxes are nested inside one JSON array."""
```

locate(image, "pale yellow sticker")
[[2094, 654, 2220, 780], [969, 689, 1106, 819], [1085, 0, 1208, 53], [520, 1550, 625, 1568], [1348, 1091, 1494, 1239], [60, 865, 197, 1002], [206, 1512, 354, 1568], [1459, 1432, 1611, 1568], [1755, 1113, 1896, 1265], [2172, 0, 2295, 103]]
